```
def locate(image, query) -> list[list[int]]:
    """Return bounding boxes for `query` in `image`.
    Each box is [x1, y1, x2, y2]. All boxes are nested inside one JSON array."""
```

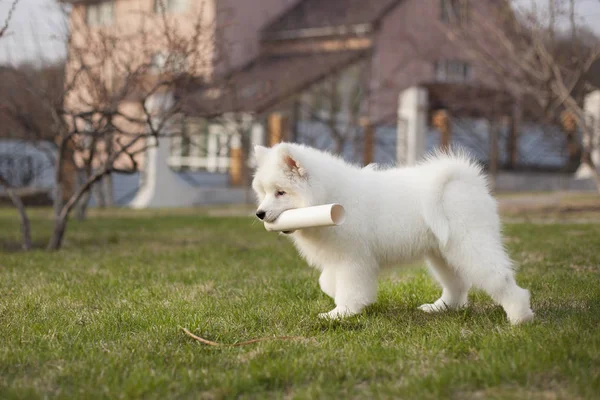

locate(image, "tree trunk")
[[75, 189, 92, 220], [48, 200, 76, 251], [53, 136, 67, 217], [103, 135, 115, 207], [103, 173, 114, 207], [0, 176, 32, 251], [47, 213, 68, 251], [48, 169, 108, 250], [74, 170, 92, 220], [93, 177, 106, 208]]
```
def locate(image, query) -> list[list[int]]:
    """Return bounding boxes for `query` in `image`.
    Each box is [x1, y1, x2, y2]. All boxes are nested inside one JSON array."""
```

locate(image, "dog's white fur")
[[252, 143, 534, 325]]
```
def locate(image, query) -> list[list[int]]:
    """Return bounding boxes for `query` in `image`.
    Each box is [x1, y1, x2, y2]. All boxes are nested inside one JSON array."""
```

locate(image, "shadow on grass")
[[311, 318, 367, 332], [0, 240, 47, 253], [367, 300, 518, 327], [530, 298, 600, 326], [314, 296, 600, 332]]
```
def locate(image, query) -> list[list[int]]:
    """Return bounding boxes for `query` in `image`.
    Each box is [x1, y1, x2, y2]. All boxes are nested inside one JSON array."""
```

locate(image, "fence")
[[295, 118, 571, 171]]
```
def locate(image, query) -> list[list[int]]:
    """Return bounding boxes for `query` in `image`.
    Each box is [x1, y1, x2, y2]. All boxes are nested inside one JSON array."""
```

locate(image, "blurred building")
[[58, 0, 594, 207]]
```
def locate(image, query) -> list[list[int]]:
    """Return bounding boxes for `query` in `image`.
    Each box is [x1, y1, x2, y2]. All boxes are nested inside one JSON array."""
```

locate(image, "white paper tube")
[[264, 204, 346, 232]]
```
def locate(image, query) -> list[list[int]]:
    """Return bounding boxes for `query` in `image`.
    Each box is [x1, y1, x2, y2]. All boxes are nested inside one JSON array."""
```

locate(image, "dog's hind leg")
[[443, 233, 534, 325], [318, 261, 378, 320], [419, 252, 470, 313], [319, 268, 336, 299]]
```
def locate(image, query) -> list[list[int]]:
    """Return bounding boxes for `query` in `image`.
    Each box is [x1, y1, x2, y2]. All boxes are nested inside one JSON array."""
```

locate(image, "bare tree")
[[443, 0, 600, 191], [2, 1, 216, 250], [0, 0, 32, 250], [0, 176, 32, 250], [0, 0, 18, 38], [300, 62, 366, 158]]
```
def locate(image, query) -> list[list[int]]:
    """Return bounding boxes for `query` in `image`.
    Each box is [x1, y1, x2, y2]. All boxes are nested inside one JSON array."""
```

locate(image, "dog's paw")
[[508, 309, 535, 325], [318, 307, 356, 320], [418, 298, 468, 313], [418, 303, 448, 313]]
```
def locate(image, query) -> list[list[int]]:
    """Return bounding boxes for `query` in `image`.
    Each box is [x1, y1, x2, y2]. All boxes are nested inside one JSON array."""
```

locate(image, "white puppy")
[[252, 142, 534, 325]]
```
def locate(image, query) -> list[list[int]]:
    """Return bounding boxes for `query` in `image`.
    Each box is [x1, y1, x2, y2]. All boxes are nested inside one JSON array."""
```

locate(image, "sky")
[[0, 0, 69, 65], [514, 0, 600, 28], [0, 0, 600, 66]]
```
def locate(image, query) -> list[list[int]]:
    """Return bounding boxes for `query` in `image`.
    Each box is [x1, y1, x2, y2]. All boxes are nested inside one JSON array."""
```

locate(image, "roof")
[[183, 50, 368, 117], [424, 83, 513, 118], [263, 0, 402, 40], [424, 82, 543, 120]]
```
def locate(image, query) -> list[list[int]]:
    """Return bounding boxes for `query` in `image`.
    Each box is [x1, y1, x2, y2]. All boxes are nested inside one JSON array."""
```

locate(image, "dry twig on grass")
[[180, 327, 312, 347]]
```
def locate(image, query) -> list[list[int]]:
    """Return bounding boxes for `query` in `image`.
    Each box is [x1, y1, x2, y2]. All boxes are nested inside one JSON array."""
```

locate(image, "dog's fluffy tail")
[[420, 148, 489, 247]]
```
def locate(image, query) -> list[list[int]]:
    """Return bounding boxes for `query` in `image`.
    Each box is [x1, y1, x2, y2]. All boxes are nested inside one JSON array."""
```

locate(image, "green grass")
[[0, 208, 599, 399]]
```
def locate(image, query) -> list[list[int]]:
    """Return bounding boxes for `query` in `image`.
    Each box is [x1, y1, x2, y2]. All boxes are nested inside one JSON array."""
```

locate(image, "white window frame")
[[86, 1, 114, 27], [168, 118, 230, 173], [150, 51, 187, 74], [154, 0, 188, 14]]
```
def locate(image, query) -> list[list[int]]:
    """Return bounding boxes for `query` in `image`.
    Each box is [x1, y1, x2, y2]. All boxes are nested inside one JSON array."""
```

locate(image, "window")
[[434, 60, 472, 83], [150, 52, 187, 74], [440, 0, 469, 24], [150, 53, 166, 70], [169, 118, 230, 172], [154, 0, 188, 14], [86, 1, 114, 27]]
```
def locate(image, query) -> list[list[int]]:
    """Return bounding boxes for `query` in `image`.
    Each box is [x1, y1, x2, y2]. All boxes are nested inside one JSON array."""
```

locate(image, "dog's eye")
[[275, 190, 286, 197]]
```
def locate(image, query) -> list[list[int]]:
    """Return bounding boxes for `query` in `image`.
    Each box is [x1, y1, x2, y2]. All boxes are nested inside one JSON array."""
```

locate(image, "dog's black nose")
[[256, 210, 266, 220]]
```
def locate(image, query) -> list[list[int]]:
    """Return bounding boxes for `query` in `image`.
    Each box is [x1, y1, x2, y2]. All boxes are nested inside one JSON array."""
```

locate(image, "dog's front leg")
[[318, 263, 377, 320], [319, 268, 336, 299]]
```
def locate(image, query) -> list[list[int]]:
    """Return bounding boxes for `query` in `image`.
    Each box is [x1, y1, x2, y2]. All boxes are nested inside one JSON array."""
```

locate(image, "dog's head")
[[251, 144, 311, 223]]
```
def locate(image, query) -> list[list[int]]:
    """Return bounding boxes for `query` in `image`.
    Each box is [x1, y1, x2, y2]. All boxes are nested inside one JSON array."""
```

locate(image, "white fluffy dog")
[[252, 142, 534, 325]]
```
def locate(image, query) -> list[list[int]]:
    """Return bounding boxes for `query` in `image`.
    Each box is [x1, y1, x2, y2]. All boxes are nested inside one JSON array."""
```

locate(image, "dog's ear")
[[253, 145, 269, 166], [282, 151, 307, 178]]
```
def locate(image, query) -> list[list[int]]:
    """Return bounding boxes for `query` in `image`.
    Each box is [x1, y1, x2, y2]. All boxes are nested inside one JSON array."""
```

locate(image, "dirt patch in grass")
[[498, 192, 600, 222]]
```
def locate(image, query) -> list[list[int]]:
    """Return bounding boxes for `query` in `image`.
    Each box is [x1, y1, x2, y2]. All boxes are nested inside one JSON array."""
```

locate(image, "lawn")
[[0, 207, 599, 399]]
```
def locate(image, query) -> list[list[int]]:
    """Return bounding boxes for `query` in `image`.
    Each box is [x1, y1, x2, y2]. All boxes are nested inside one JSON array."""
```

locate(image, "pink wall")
[[65, 0, 218, 170], [370, 0, 505, 123]]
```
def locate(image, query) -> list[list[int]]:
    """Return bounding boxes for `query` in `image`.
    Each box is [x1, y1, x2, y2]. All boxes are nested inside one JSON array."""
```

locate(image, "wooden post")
[[229, 135, 243, 186], [361, 118, 374, 166], [560, 110, 581, 170], [432, 110, 451, 150], [268, 113, 289, 146], [229, 148, 243, 186]]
